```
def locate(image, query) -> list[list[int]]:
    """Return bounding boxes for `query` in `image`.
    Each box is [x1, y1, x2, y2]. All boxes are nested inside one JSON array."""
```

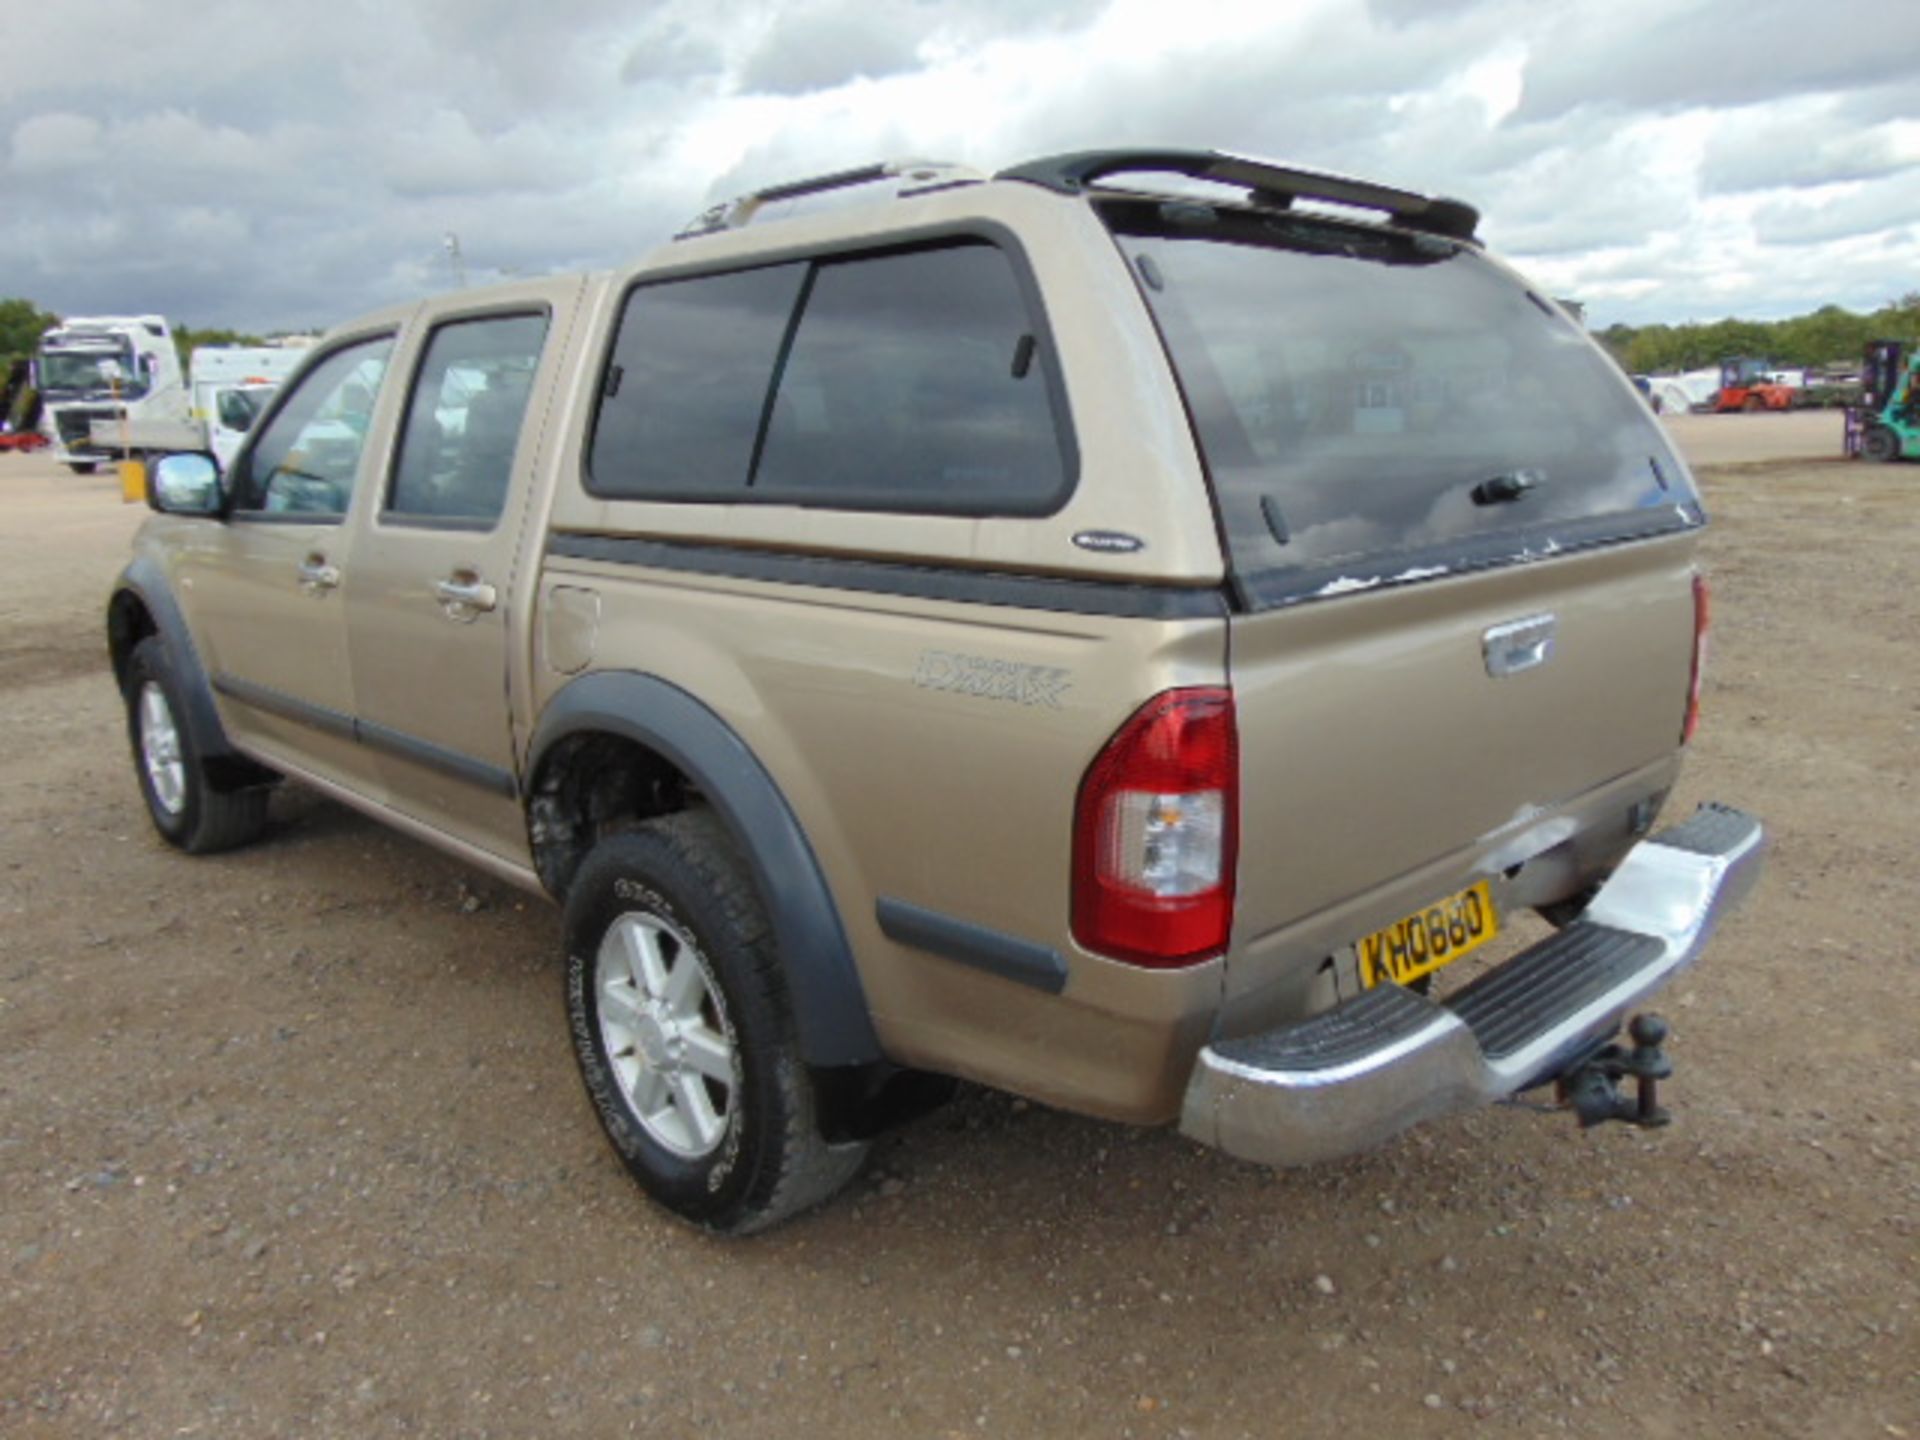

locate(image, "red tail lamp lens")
[[1683, 573, 1709, 744], [1072, 688, 1238, 967]]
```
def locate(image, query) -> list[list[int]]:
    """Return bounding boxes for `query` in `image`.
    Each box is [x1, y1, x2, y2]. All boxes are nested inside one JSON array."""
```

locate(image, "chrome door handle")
[[435, 576, 498, 615], [1483, 613, 1556, 677], [297, 556, 341, 593]]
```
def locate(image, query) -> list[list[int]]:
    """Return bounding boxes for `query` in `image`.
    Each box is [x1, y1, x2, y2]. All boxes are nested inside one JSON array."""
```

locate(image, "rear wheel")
[[124, 638, 269, 853], [563, 811, 866, 1234], [1863, 425, 1900, 463]]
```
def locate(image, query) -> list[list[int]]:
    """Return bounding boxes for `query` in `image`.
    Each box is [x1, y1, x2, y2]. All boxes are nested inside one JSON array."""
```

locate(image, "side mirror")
[[149, 453, 223, 516]]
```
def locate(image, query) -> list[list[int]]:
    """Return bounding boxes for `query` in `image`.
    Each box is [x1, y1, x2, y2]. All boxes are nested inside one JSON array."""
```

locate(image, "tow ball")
[[1557, 1014, 1673, 1129]]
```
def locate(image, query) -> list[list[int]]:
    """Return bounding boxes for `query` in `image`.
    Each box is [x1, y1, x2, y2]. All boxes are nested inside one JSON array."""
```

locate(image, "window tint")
[[753, 243, 1066, 512], [388, 313, 550, 524], [237, 337, 393, 517], [1106, 201, 1696, 600], [588, 263, 806, 499]]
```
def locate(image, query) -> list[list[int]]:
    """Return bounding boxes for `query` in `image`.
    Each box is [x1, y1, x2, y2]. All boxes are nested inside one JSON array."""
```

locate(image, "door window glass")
[[388, 313, 550, 525], [236, 337, 394, 517]]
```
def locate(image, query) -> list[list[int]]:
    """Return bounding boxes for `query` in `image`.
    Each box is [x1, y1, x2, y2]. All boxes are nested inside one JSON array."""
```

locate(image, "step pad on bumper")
[[1450, 924, 1661, 1062], [1181, 803, 1765, 1167], [1212, 983, 1436, 1075]]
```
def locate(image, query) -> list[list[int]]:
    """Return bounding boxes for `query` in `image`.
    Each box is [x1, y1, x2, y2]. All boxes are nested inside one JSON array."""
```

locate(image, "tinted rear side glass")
[[585, 239, 1072, 515], [588, 262, 806, 500], [1103, 201, 1700, 607], [753, 242, 1069, 513]]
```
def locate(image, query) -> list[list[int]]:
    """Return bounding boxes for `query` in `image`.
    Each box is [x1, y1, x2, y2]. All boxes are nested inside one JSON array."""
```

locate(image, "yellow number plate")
[[1357, 880, 1498, 990]]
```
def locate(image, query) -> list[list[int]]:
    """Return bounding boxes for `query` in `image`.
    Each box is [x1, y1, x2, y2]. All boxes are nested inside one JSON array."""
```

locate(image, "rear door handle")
[[297, 555, 341, 593], [435, 574, 498, 616]]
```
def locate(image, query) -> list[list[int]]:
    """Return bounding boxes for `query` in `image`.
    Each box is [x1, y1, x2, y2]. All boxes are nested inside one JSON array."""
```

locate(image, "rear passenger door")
[[342, 280, 585, 862]]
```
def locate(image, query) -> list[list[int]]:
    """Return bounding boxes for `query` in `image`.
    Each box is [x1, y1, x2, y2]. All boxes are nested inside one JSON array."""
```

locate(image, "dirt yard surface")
[[1660, 408, 1847, 467], [2, 435, 1915, 1438]]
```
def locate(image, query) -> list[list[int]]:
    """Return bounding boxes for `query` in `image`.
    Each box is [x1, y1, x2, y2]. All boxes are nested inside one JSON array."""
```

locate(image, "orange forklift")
[[1711, 356, 1797, 412]]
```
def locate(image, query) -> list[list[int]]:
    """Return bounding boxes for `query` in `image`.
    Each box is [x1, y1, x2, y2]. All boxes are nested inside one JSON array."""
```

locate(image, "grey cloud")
[[1699, 105, 1919, 196], [737, 5, 928, 96], [1750, 170, 1920, 246], [733, 0, 1113, 96], [1515, 0, 1920, 122], [2, 0, 1914, 334], [621, 16, 731, 86], [10, 113, 106, 171], [1365, 0, 1510, 26]]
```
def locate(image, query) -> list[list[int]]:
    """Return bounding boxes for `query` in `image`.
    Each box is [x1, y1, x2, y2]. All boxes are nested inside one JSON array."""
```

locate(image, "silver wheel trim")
[[595, 911, 739, 1160], [138, 681, 187, 817]]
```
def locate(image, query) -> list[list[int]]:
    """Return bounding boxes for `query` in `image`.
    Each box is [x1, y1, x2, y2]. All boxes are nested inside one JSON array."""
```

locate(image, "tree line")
[[1595, 293, 1920, 376]]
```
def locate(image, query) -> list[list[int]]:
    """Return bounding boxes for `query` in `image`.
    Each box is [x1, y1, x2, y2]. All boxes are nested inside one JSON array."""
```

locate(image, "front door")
[[341, 281, 585, 863], [185, 330, 402, 798]]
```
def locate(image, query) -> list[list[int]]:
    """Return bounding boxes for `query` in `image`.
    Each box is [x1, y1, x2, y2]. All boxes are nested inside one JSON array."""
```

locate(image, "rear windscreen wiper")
[[1472, 469, 1542, 505]]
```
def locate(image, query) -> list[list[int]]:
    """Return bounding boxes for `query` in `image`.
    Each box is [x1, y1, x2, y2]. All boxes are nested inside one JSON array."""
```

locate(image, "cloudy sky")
[[4, 0, 1916, 333]]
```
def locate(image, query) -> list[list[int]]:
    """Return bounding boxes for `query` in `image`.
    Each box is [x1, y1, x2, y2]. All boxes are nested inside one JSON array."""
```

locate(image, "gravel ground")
[[1, 434, 1915, 1438]]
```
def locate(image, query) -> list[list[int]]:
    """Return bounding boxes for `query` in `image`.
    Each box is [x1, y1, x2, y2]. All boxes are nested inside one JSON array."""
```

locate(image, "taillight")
[[1683, 573, 1709, 743], [1072, 688, 1238, 967]]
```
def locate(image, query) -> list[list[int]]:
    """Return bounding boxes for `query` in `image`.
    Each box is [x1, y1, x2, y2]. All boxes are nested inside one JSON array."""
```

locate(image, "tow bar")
[[1558, 1014, 1673, 1129]]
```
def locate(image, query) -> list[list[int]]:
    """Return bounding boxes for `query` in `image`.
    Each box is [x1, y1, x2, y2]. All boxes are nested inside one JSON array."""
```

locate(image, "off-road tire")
[[124, 637, 269, 854], [563, 811, 867, 1234]]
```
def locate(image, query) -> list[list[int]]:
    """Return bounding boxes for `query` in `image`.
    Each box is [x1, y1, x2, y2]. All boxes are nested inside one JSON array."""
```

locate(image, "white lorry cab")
[[35, 316, 190, 474]]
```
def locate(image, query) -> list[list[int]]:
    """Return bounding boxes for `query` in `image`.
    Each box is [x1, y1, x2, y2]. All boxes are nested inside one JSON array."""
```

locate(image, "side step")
[[1181, 804, 1765, 1167]]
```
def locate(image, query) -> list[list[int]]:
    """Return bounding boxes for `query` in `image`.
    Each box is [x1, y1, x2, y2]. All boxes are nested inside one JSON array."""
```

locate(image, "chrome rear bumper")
[[1180, 803, 1765, 1167]]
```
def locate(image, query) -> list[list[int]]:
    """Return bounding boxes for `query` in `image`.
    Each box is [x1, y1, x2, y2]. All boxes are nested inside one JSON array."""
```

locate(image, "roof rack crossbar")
[[995, 149, 1479, 242], [754, 162, 899, 206], [676, 159, 983, 240]]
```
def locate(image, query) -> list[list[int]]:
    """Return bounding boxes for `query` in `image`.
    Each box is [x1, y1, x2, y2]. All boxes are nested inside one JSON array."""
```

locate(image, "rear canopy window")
[[590, 263, 806, 502], [587, 239, 1070, 515], [1105, 201, 1699, 607]]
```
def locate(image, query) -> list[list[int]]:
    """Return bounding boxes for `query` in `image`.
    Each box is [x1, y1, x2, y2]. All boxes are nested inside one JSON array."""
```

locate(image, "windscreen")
[[1104, 200, 1700, 608], [39, 341, 144, 399]]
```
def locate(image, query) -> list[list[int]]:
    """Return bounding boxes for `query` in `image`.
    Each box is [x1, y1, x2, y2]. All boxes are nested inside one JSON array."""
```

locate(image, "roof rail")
[[996, 149, 1479, 242], [676, 159, 986, 240]]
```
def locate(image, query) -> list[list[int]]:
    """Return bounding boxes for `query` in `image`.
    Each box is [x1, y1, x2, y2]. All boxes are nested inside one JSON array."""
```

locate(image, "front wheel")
[[1863, 425, 1901, 463], [124, 638, 268, 853], [67, 461, 98, 475], [563, 812, 866, 1234]]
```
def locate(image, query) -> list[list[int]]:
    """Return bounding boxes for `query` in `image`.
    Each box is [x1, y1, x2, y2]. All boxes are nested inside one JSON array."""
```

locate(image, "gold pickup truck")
[[108, 150, 1764, 1233]]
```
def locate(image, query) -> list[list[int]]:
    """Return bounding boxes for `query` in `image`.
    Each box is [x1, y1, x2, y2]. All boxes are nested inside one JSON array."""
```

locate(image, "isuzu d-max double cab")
[[109, 151, 1764, 1233]]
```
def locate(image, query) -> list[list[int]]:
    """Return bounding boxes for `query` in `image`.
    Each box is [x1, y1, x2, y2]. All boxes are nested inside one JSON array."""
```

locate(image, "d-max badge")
[[1072, 530, 1145, 554]]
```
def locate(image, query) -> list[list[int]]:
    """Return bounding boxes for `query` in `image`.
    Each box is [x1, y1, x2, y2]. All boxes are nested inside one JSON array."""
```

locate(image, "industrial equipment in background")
[[1710, 356, 1799, 413], [1845, 339, 1918, 462], [0, 358, 47, 448], [179, 344, 311, 471], [34, 316, 191, 473]]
